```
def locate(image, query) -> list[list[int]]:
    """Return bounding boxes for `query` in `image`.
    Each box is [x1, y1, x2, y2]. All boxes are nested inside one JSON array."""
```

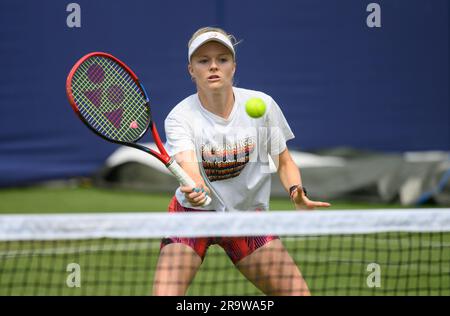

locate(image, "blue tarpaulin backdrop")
[[0, 0, 448, 187]]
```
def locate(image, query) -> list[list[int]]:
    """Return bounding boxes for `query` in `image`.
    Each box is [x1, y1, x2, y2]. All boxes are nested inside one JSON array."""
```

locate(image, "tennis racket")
[[66, 52, 211, 206]]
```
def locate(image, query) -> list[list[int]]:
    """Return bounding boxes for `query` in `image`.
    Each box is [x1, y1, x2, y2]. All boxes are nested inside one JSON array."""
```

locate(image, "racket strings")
[[74, 67, 143, 141], [74, 57, 146, 141], [71, 56, 149, 142], [72, 64, 123, 136], [88, 58, 146, 135], [72, 70, 142, 142]]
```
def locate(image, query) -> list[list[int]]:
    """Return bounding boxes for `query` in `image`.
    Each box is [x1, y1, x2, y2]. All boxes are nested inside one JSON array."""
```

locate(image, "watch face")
[[289, 185, 298, 195], [289, 185, 308, 199]]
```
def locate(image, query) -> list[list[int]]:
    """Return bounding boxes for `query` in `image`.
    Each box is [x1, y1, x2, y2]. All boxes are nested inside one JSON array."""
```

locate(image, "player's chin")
[[205, 81, 223, 89], [208, 82, 234, 93]]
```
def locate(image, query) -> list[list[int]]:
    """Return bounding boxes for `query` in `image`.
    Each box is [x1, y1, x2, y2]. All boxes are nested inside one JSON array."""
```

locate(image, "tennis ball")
[[245, 97, 266, 118]]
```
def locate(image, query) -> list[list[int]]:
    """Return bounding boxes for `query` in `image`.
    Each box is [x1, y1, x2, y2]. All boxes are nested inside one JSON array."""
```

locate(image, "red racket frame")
[[66, 52, 171, 165]]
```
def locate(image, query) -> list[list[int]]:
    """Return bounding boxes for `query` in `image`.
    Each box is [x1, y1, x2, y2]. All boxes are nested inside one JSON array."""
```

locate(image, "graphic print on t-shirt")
[[201, 136, 256, 182]]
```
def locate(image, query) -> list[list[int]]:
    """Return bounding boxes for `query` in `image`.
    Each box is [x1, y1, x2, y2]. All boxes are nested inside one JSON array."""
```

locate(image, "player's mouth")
[[207, 75, 221, 82]]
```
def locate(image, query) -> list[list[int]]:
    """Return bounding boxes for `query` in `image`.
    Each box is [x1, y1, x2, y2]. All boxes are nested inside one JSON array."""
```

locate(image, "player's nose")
[[209, 59, 219, 70]]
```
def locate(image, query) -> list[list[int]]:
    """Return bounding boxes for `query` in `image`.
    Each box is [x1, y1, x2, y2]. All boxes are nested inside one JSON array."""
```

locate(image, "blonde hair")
[[188, 27, 239, 60]]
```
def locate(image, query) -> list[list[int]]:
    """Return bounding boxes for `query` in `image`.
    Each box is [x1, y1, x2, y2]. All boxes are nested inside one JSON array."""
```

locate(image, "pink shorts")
[[160, 197, 279, 265]]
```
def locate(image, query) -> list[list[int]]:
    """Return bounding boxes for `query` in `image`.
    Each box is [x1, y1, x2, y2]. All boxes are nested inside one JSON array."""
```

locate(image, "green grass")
[[1, 233, 448, 295], [0, 186, 417, 214], [0, 187, 172, 213], [0, 186, 448, 296], [192, 232, 450, 296]]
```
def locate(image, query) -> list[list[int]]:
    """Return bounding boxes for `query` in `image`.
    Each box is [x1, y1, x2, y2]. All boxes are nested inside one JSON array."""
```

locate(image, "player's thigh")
[[153, 243, 202, 296], [235, 238, 310, 296]]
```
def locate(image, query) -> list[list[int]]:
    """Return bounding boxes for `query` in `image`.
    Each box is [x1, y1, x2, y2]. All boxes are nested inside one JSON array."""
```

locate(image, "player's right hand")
[[180, 183, 211, 207]]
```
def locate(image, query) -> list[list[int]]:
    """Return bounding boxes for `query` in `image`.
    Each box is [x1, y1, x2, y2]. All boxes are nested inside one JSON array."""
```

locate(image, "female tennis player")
[[152, 27, 331, 296]]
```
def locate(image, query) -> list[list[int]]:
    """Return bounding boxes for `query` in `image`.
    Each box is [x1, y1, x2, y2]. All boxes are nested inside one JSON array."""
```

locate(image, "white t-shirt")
[[164, 87, 294, 212]]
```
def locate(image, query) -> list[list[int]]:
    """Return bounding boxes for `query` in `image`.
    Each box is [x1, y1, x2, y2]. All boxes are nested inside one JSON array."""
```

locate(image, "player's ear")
[[188, 63, 195, 82], [188, 64, 196, 82]]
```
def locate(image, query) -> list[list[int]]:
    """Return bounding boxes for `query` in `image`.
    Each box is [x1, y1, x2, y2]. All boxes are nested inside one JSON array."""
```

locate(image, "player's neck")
[[197, 88, 235, 119]]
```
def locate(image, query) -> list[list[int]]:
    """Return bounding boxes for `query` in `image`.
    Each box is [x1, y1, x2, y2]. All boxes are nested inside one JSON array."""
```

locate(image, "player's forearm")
[[180, 162, 206, 185], [175, 150, 210, 207], [276, 149, 303, 194], [175, 151, 206, 186], [278, 160, 302, 193]]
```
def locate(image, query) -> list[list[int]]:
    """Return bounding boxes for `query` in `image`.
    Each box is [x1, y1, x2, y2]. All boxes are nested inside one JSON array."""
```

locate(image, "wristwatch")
[[289, 185, 307, 200]]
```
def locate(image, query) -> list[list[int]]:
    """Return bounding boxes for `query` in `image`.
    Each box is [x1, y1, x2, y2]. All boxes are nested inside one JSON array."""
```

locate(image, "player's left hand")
[[291, 186, 331, 210], [180, 183, 211, 207]]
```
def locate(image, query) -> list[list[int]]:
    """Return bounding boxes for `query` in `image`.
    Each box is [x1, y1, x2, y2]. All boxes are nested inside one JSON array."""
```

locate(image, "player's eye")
[[198, 59, 208, 64]]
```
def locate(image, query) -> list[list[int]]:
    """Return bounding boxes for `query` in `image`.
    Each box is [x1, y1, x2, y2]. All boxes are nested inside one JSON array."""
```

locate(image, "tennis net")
[[0, 209, 449, 295]]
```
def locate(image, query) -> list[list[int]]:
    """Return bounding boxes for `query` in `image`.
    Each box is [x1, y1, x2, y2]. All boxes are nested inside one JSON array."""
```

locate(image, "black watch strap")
[[289, 185, 307, 199]]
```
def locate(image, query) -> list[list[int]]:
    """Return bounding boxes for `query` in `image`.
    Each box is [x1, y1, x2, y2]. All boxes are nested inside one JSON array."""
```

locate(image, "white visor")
[[188, 31, 235, 62]]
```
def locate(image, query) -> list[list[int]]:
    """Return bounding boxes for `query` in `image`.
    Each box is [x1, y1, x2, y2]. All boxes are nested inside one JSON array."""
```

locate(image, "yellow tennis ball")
[[245, 97, 266, 118]]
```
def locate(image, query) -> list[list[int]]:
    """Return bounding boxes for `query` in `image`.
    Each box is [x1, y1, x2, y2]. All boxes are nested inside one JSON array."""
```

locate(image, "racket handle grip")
[[167, 160, 212, 206]]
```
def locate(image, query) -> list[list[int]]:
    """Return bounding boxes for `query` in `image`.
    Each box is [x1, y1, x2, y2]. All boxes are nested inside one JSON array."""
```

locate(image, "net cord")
[[0, 209, 449, 241]]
